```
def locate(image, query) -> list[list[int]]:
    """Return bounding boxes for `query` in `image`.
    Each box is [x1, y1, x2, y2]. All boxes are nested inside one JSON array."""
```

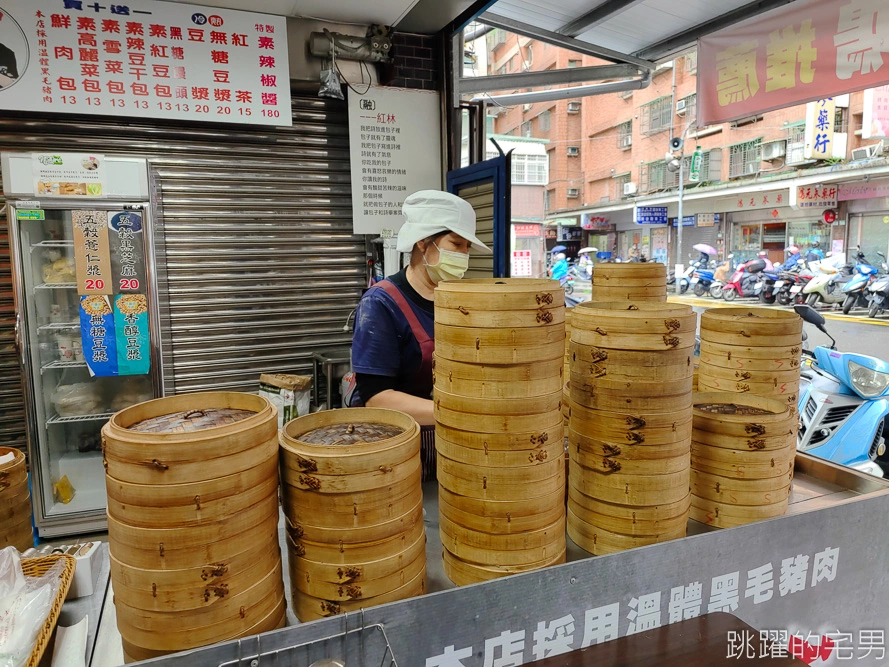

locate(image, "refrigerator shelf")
[[38, 322, 80, 332], [32, 240, 74, 248], [46, 412, 115, 425], [35, 282, 76, 290], [41, 360, 87, 373]]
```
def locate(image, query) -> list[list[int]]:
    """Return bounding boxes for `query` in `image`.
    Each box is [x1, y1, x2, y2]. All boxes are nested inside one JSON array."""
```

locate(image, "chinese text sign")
[[698, 0, 889, 125], [0, 0, 290, 126], [348, 86, 442, 235]]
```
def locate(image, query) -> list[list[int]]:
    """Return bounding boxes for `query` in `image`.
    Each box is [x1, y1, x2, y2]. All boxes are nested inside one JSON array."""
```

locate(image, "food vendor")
[[348, 190, 490, 480]]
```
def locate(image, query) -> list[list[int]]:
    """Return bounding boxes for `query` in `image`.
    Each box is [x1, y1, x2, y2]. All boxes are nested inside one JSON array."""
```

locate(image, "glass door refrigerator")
[[2, 153, 162, 537]]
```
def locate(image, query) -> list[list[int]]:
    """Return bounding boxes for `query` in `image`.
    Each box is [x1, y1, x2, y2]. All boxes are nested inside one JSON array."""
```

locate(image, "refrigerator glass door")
[[15, 206, 154, 527]]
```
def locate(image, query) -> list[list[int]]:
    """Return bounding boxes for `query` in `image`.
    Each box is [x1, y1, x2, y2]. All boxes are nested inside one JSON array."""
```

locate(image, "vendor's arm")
[[361, 380, 435, 425]]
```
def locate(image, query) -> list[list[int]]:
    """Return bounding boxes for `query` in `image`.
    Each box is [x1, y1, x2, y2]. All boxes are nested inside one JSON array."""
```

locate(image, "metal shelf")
[[35, 282, 76, 290], [41, 360, 87, 373], [46, 412, 114, 425], [38, 322, 80, 332], [32, 240, 74, 248]]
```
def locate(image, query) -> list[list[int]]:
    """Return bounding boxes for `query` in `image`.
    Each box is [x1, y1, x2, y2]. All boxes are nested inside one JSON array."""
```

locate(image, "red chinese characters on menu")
[[29, 0, 289, 125]]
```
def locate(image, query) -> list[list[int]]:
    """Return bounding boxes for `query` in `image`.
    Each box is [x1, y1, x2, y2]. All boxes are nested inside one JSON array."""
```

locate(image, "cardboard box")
[[259, 373, 312, 427]]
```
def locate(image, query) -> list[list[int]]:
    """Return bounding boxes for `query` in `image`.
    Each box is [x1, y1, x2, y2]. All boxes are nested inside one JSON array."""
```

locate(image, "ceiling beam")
[[458, 63, 640, 94], [447, 0, 502, 36], [480, 12, 654, 70], [472, 71, 651, 106], [558, 0, 644, 37], [634, 0, 795, 61]]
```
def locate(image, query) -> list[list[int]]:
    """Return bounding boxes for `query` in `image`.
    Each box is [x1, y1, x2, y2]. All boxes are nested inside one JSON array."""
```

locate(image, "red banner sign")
[[698, 0, 889, 125]]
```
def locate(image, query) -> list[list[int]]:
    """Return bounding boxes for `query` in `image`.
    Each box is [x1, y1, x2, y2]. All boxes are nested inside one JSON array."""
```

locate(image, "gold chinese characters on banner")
[[72, 210, 113, 295]]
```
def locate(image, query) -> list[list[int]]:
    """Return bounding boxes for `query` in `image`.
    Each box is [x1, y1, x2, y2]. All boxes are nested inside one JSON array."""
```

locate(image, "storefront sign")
[[513, 224, 540, 238], [670, 215, 695, 228], [863, 85, 889, 139], [716, 191, 788, 212], [114, 293, 150, 374], [32, 152, 105, 197], [348, 86, 441, 235], [511, 250, 532, 277], [544, 227, 557, 240], [108, 210, 146, 293], [696, 213, 718, 227], [559, 226, 582, 242], [0, 0, 290, 126], [71, 209, 113, 294], [698, 0, 889, 125], [634, 206, 668, 225], [838, 178, 889, 201], [804, 98, 836, 160], [791, 184, 838, 209], [581, 213, 610, 230]]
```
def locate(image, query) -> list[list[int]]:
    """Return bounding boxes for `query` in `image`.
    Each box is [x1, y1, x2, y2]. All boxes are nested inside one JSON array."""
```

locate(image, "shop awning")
[[546, 218, 580, 226]]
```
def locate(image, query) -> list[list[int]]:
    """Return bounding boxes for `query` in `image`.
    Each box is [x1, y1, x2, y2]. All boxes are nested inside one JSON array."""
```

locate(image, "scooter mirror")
[[794, 304, 826, 328]]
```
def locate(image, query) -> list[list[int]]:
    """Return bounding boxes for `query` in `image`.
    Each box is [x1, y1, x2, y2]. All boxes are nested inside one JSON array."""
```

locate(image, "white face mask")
[[424, 242, 470, 284]]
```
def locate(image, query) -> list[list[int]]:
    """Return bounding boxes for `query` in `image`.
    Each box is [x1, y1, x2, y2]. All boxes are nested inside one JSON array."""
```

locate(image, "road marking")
[[666, 295, 889, 327]]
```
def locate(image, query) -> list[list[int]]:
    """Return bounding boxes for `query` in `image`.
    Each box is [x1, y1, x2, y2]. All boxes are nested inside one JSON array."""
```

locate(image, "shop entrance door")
[[762, 222, 787, 266]]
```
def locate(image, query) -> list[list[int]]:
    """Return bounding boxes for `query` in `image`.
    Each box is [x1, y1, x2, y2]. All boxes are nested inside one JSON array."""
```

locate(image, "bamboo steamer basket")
[[692, 428, 794, 451], [569, 373, 694, 399], [435, 305, 565, 328], [571, 343, 694, 369], [567, 509, 685, 556], [440, 518, 565, 567], [292, 566, 427, 622], [571, 357, 694, 383], [289, 530, 426, 587], [0, 447, 32, 551], [693, 393, 794, 430], [569, 410, 692, 446], [433, 355, 563, 382], [102, 393, 277, 485], [434, 421, 562, 451], [696, 363, 801, 385], [697, 376, 798, 402], [691, 468, 793, 505], [568, 459, 690, 505], [440, 513, 565, 552], [572, 446, 690, 476], [434, 369, 564, 398], [434, 278, 564, 310], [699, 328, 803, 349], [567, 499, 688, 538], [569, 383, 692, 413], [435, 403, 562, 433], [567, 484, 690, 523], [572, 302, 696, 334], [442, 546, 566, 586], [287, 517, 425, 564], [281, 455, 420, 494], [435, 434, 564, 468], [571, 328, 696, 351], [437, 454, 565, 501], [698, 339, 802, 363], [571, 432, 692, 459], [594, 263, 666, 280], [591, 287, 667, 302], [691, 443, 795, 478], [435, 339, 565, 365], [287, 500, 423, 545], [690, 455, 794, 481], [438, 484, 565, 524], [438, 489, 565, 534], [570, 404, 693, 431], [701, 308, 803, 337], [436, 323, 566, 348], [434, 387, 562, 416], [690, 496, 789, 528]]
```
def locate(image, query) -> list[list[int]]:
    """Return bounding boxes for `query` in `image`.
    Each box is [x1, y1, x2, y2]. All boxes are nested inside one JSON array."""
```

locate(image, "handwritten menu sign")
[[0, 0, 290, 126], [71, 209, 113, 294], [348, 86, 442, 235], [109, 210, 146, 292]]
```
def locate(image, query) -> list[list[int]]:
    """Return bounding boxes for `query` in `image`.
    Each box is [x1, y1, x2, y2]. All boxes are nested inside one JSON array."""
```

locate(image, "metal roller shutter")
[[679, 223, 722, 262], [0, 96, 365, 395], [0, 200, 26, 455], [455, 182, 495, 279]]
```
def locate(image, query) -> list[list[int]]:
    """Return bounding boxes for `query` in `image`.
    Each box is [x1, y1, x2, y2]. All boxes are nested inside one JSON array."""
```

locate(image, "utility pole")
[[667, 121, 697, 295]]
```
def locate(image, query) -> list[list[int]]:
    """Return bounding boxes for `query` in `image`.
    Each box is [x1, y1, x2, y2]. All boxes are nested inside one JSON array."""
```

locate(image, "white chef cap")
[[395, 190, 492, 254]]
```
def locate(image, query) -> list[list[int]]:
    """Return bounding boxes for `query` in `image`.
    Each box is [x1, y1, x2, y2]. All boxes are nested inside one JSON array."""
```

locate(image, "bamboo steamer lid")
[[438, 490, 565, 534], [570, 342, 694, 369], [435, 434, 564, 468], [281, 453, 420, 494], [567, 496, 688, 537], [290, 547, 426, 601], [567, 509, 685, 556], [569, 459, 690, 506], [0, 447, 32, 552], [570, 383, 692, 414], [434, 278, 564, 310], [433, 369, 564, 398], [569, 413, 692, 447], [434, 387, 562, 416], [440, 521, 565, 567], [442, 546, 566, 586], [435, 403, 562, 433], [121, 599, 285, 663], [288, 530, 426, 586], [692, 428, 794, 452], [438, 484, 566, 523], [286, 500, 422, 545], [433, 355, 563, 382], [690, 495, 789, 528], [567, 484, 691, 523], [572, 302, 695, 332], [569, 373, 694, 398], [433, 421, 562, 451], [572, 446, 690, 476], [701, 307, 803, 337], [690, 468, 793, 505], [291, 566, 426, 622], [435, 305, 565, 328]]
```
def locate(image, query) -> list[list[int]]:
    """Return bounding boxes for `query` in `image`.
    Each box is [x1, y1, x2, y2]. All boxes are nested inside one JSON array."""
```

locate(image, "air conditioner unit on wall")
[[761, 140, 786, 161], [851, 140, 885, 161], [523, 103, 532, 111], [675, 99, 687, 116], [567, 102, 581, 114], [567, 188, 579, 198], [623, 182, 637, 195], [567, 146, 579, 156], [621, 136, 632, 149]]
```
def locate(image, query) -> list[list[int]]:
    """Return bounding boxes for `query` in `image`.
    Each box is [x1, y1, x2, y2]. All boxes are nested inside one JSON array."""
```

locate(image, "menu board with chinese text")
[[0, 0, 290, 126]]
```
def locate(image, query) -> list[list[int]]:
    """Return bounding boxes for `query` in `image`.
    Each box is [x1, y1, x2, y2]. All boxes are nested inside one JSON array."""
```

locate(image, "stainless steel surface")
[[136, 452, 889, 666], [56, 543, 111, 667], [0, 96, 365, 395]]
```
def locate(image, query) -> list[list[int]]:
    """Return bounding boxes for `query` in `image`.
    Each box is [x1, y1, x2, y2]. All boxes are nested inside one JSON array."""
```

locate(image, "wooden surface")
[[523, 613, 806, 666]]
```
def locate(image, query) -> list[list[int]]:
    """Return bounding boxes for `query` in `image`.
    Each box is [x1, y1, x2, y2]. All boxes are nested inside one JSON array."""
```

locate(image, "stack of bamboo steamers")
[[0, 446, 32, 551], [279, 408, 426, 621], [592, 263, 667, 302], [102, 393, 285, 663], [567, 302, 696, 554], [693, 308, 802, 527], [433, 279, 567, 585]]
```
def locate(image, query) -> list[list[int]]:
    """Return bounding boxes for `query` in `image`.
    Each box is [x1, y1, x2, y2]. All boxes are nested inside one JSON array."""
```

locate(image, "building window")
[[496, 29, 507, 45], [640, 160, 670, 192], [786, 124, 806, 164], [568, 59, 581, 68], [567, 101, 581, 114], [512, 154, 549, 185], [685, 51, 697, 74], [567, 146, 580, 157], [640, 96, 673, 135], [835, 107, 849, 133], [671, 150, 712, 185], [544, 189, 552, 211], [614, 173, 631, 199], [521, 121, 532, 137], [679, 93, 696, 123], [539, 109, 551, 132], [617, 120, 632, 149], [567, 188, 579, 198], [729, 139, 762, 178]]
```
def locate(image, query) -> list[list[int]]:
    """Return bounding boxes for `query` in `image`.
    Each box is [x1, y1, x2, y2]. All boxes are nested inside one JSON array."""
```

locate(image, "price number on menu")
[[85, 279, 106, 291], [120, 279, 140, 291]]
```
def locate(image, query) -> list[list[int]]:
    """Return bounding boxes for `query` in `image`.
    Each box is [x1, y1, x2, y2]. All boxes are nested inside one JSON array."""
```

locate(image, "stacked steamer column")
[[433, 279, 566, 585], [102, 393, 285, 663], [592, 263, 667, 302], [0, 447, 32, 551], [279, 408, 426, 621], [690, 393, 796, 528], [567, 302, 696, 555], [697, 308, 804, 416]]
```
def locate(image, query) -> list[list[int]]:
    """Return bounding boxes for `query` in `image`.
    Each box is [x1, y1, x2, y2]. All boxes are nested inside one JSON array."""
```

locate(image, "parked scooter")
[[688, 252, 715, 297], [720, 256, 766, 301], [801, 252, 851, 308], [796, 305, 889, 477], [840, 248, 882, 314], [867, 267, 889, 319], [709, 255, 734, 298]]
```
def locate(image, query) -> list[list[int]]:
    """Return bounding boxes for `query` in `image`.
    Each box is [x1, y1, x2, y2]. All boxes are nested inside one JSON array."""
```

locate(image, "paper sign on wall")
[[32, 153, 106, 197], [71, 210, 113, 294]]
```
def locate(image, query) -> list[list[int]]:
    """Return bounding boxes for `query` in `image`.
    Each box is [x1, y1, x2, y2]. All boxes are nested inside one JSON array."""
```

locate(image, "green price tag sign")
[[16, 209, 45, 221]]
